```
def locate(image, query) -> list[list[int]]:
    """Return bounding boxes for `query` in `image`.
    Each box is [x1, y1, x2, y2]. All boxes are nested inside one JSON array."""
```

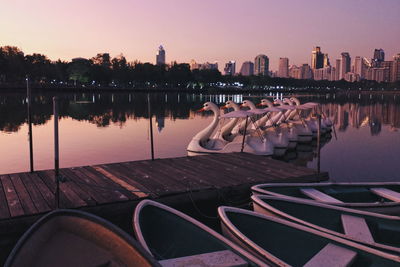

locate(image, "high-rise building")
[[323, 54, 330, 67], [392, 54, 400, 82], [254, 54, 269, 76], [354, 56, 362, 78], [335, 59, 341, 80], [301, 64, 313, 79], [380, 61, 393, 82], [330, 67, 337, 81], [372, 48, 385, 67], [224, 61, 236, 75], [340, 52, 351, 80], [289, 65, 301, 79], [156, 45, 166, 65], [278, 58, 289, 78], [239, 61, 254, 76], [311, 47, 324, 69]]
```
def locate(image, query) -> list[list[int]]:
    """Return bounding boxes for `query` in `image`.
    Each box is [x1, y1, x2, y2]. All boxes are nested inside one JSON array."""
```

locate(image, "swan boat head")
[[241, 100, 257, 110], [289, 97, 301, 105], [259, 99, 274, 108]]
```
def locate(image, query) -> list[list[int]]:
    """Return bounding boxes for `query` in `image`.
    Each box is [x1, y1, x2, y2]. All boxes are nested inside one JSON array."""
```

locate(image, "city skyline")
[[1, 0, 399, 71]]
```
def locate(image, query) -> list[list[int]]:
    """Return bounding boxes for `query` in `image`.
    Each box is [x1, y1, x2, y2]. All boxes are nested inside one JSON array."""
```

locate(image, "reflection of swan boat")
[[187, 102, 274, 156]]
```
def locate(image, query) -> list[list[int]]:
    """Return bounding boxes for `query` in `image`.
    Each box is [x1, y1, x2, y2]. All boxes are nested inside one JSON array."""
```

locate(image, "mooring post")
[[53, 97, 60, 209], [26, 76, 34, 173], [241, 116, 249, 153], [147, 94, 154, 161], [317, 114, 321, 173]]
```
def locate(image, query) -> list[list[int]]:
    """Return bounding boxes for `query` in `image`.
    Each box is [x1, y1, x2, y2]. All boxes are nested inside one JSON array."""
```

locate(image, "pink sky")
[[1, 0, 399, 71]]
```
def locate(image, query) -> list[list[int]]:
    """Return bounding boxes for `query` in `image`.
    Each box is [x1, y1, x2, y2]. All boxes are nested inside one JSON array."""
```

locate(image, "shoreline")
[[0, 85, 399, 95]]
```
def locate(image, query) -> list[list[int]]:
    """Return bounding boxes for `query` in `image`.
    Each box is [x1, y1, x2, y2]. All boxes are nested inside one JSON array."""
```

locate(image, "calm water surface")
[[1, 91, 399, 182]]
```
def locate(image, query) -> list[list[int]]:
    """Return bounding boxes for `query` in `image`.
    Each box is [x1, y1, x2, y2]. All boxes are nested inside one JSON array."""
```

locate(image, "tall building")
[[289, 64, 312, 79], [340, 52, 351, 80], [323, 54, 330, 67], [289, 65, 301, 79], [354, 56, 362, 78], [239, 61, 254, 76], [156, 45, 166, 65], [311, 47, 324, 69], [372, 48, 385, 67], [278, 58, 289, 78], [224, 61, 236, 75], [335, 59, 341, 80], [380, 61, 393, 82], [301, 64, 313, 79], [254, 54, 269, 76], [392, 54, 400, 82]]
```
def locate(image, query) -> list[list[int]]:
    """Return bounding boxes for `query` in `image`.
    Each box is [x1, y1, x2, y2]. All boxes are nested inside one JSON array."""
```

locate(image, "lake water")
[[1, 91, 399, 182]]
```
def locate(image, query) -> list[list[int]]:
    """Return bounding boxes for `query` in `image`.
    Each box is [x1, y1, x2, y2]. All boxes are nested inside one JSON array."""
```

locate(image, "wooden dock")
[[0, 153, 328, 263]]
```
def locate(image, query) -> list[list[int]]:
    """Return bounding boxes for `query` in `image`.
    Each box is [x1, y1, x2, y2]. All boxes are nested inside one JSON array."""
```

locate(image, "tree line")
[[0, 46, 398, 90]]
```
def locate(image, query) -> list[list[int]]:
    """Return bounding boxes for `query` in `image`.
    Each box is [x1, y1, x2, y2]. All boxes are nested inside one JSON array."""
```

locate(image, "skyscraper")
[[254, 54, 269, 76], [156, 45, 166, 65], [323, 54, 330, 67], [224, 61, 236, 75], [335, 59, 341, 80], [278, 58, 289, 78], [239, 61, 254, 76], [311, 47, 324, 69], [340, 52, 351, 80], [354, 56, 362, 78], [392, 54, 400, 82], [372, 48, 385, 67]]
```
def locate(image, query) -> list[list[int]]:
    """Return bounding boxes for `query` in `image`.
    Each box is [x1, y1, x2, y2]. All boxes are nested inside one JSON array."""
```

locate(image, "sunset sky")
[[1, 0, 399, 71]]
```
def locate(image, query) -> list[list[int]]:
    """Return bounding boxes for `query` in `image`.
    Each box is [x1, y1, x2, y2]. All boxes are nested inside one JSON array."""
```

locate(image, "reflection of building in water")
[[320, 96, 400, 135], [336, 105, 349, 131], [156, 115, 165, 132]]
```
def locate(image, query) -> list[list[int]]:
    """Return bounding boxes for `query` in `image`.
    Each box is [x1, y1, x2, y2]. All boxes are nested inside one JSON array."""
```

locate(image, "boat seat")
[[370, 188, 400, 202], [300, 188, 344, 204], [341, 214, 374, 244], [159, 250, 248, 267], [304, 243, 357, 267]]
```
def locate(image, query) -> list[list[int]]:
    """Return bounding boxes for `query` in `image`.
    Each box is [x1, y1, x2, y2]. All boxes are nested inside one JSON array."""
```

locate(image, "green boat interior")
[[139, 205, 232, 260], [261, 199, 400, 248], [225, 211, 399, 267], [262, 185, 400, 203]]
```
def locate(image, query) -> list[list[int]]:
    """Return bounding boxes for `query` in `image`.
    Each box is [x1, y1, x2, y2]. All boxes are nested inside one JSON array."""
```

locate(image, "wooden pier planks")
[[0, 153, 328, 221]]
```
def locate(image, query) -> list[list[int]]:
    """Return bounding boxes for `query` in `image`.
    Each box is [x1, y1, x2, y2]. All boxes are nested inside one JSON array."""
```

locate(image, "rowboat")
[[252, 195, 400, 255], [251, 182, 400, 215], [218, 206, 400, 266], [133, 199, 267, 266], [5, 209, 159, 267]]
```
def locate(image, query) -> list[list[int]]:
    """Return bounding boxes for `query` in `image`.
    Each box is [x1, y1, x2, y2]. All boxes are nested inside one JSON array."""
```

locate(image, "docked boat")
[[133, 199, 266, 266], [252, 195, 400, 255], [5, 209, 159, 267], [218, 206, 400, 266], [251, 182, 400, 215], [187, 102, 274, 156]]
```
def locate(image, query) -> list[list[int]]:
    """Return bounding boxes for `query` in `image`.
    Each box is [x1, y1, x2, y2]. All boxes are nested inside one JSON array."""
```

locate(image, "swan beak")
[[220, 106, 228, 110], [256, 103, 263, 107], [197, 107, 205, 112], [240, 104, 244, 107]]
